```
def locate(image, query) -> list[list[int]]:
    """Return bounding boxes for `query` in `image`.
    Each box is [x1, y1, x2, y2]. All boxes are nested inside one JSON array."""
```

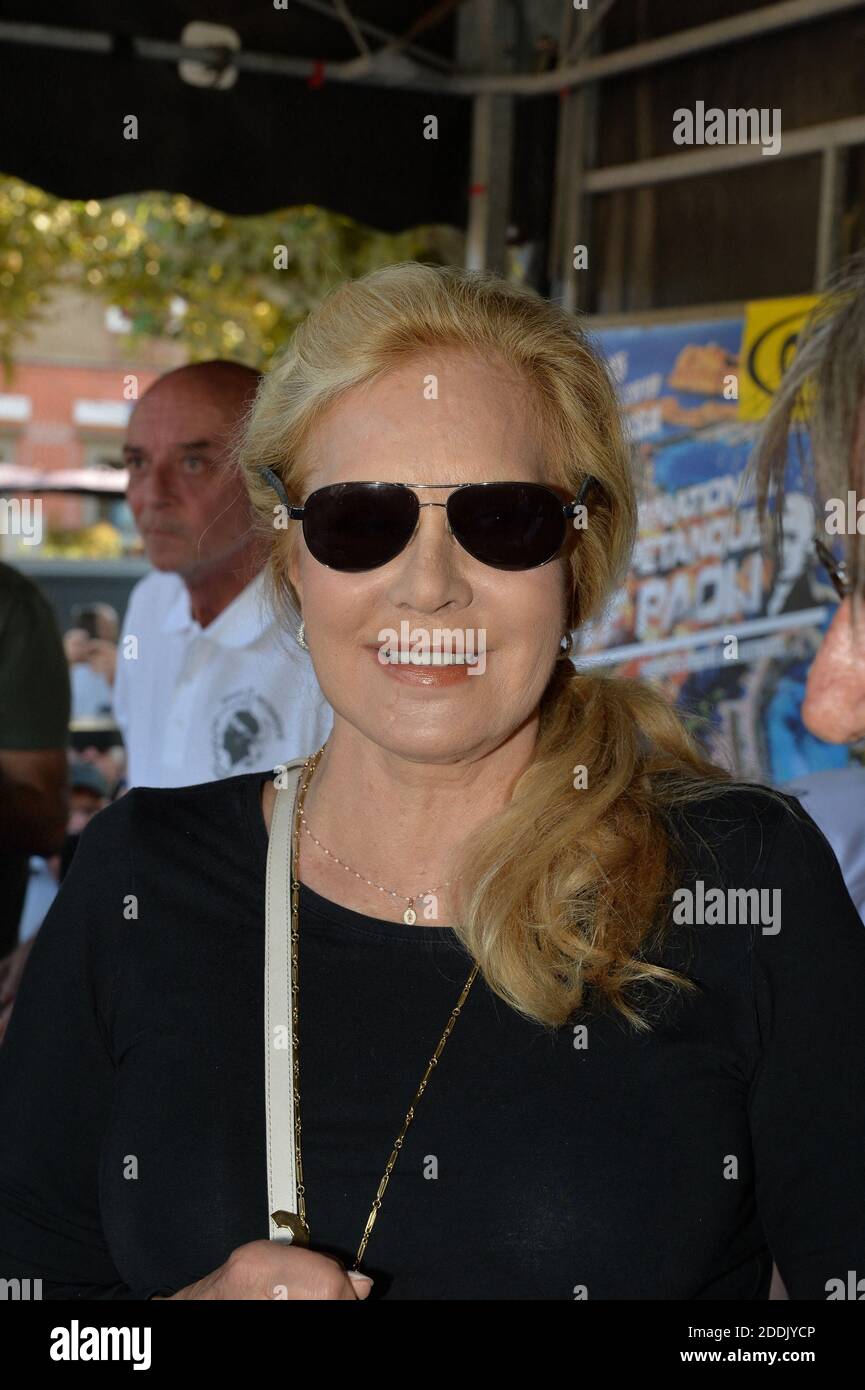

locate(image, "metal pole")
[[1, 0, 862, 98], [287, 0, 454, 71], [450, 0, 865, 94], [815, 145, 848, 286], [549, 8, 600, 312], [582, 113, 865, 192], [458, 0, 514, 275]]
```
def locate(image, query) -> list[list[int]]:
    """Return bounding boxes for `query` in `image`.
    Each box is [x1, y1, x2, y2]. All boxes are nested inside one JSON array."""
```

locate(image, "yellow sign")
[[738, 295, 819, 421]]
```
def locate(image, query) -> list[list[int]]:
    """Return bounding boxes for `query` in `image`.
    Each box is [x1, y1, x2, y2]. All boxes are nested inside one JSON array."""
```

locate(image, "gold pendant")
[[403, 904, 417, 925], [271, 1210, 310, 1246]]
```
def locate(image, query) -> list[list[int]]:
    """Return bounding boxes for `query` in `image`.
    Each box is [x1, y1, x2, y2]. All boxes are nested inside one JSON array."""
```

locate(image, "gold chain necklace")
[[299, 815, 450, 925], [285, 745, 480, 1275]]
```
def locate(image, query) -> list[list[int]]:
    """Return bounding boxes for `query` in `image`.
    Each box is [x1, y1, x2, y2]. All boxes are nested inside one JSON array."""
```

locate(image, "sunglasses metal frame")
[[287, 476, 596, 519]]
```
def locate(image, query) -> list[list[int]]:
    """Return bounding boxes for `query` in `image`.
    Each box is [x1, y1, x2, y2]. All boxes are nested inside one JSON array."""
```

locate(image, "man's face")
[[124, 372, 253, 576], [802, 598, 865, 743]]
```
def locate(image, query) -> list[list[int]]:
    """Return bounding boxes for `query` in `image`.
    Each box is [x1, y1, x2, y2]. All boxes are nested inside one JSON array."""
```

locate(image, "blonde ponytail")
[[450, 662, 733, 1030]]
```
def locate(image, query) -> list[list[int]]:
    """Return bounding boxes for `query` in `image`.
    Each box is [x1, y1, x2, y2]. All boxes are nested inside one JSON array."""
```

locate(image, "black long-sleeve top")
[[1, 769, 864, 1300]]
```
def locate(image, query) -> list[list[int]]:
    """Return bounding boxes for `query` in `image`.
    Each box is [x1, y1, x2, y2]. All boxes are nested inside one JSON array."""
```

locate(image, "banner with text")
[[582, 315, 847, 785]]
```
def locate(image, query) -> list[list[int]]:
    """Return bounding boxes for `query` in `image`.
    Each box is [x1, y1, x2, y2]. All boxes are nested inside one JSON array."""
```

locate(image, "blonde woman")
[[1, 264, 863, 1302]]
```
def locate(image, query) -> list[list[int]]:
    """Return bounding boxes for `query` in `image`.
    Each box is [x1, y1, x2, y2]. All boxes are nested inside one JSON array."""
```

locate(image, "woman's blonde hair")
[[239, 261, 768, 1032]]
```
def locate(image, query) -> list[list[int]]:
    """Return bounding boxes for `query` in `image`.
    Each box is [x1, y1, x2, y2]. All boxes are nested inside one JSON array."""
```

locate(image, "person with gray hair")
[[113, 359, 333, 788], [751, 248, 865, 917]]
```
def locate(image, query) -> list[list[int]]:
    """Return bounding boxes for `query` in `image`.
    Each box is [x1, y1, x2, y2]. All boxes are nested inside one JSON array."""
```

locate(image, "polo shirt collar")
[[159, 568, 274, 648]]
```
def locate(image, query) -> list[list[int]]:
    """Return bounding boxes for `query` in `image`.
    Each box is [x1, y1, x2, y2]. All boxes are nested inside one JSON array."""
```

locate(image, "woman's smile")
[[366, 642, 484, 686]]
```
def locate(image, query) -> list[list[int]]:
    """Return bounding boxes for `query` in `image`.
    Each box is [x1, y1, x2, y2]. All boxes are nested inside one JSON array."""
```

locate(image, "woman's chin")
[[354, 719, 493, 765]]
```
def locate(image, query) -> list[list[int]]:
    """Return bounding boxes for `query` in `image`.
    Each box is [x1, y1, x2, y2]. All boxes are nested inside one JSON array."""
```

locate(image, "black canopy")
[[0, 1, 556, 236]]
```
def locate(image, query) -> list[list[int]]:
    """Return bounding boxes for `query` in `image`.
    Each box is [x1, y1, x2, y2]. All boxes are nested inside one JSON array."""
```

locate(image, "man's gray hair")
[[751, 248, 865, 595]]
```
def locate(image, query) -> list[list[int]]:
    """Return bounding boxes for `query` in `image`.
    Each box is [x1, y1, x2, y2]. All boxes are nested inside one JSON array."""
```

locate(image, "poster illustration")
[[580, 314, 849, 786]]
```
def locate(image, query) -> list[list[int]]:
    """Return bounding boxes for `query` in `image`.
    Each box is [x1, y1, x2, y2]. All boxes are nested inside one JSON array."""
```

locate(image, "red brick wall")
[[5, 362, 161, 472]]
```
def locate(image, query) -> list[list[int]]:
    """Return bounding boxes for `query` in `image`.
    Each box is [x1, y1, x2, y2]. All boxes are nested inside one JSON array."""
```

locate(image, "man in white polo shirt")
[[113, 360, 332, 788]]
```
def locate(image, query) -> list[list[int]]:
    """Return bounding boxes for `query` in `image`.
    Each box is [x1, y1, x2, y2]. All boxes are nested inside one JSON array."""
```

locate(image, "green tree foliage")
[[0, 177, 463, 370]]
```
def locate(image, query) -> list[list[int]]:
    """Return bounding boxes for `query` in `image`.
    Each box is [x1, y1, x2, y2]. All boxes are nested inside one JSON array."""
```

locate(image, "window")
[[0, 431, 18, 463], [80, 437, 124, 470]]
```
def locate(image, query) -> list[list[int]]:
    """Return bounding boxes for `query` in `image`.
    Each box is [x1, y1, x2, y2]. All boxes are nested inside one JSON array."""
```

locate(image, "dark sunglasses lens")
[[447, 483, 566, 570], [302, 483, 417, 571]]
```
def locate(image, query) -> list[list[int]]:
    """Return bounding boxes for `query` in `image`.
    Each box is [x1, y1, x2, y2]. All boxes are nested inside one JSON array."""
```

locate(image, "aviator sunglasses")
[[259, 471, 599, 572]]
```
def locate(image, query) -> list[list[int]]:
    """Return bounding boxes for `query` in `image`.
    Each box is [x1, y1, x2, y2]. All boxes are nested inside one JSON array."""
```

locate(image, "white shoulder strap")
[[264, 758, 308, 1243]]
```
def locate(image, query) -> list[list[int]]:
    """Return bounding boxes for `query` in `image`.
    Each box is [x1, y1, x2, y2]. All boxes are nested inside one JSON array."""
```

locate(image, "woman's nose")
[[385, 501, 468, 611], [802, 599, 865, 743]]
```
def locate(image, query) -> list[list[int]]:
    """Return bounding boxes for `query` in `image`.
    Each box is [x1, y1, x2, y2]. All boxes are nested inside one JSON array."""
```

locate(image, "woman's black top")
[[1, 769, 864, 1301]]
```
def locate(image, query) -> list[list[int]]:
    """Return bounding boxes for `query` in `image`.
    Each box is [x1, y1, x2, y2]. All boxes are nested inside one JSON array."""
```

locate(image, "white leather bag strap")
[[264, 758, 307, 1243]]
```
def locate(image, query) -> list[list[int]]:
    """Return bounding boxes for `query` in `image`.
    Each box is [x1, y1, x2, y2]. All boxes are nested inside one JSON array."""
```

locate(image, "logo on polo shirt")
[[211, 689, 284, 776]]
